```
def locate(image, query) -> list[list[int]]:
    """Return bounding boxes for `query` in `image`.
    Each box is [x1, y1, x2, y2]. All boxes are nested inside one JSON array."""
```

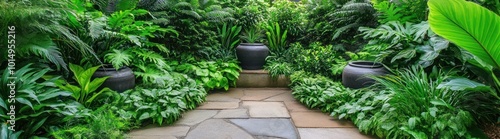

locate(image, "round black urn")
[[92, 65, 135, 92], [236, 43, 269, 70], [342, 61, 388, 89]]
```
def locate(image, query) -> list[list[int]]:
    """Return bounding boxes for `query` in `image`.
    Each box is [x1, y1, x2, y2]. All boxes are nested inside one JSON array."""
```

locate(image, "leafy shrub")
[[334, 67, 500, 138], [0, 0, 94, 70], [0, 64, 84, 138], [218, 23, 242, 50], [234, 0, 268, 28], [267, 0, 306, 43], [358, 21, 460, 69], [265, 22, 288, 54], [51, 105, 130, 139], [371, 0, 427, 24], [331, 0, 378, 41], [116, 71, 206, 125], [290, 71, 355, 113], [300, 0, 338, 44], [175, 60, 241, 91], [264, 61, 294, 78], [57, 63, 116, 108], [139, 0, 235, 53], [289, 42, 346, 78]]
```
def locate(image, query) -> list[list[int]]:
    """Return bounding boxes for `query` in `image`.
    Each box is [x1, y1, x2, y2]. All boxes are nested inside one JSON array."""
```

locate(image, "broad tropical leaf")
[[437, 77, 491, 91], [428, 0, 500, 68]]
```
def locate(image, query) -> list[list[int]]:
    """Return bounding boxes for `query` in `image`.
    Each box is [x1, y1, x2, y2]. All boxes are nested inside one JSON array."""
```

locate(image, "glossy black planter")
[[342, 61, 388, 89], [92, 65, 135, 92], [236, 43, 269, 70]]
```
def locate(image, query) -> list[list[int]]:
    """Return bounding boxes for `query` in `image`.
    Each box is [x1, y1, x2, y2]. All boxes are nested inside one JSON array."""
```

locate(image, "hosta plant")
[[290, 71, 355, 113], [117, 72, 206, 125], [175, 60, 241, 91]]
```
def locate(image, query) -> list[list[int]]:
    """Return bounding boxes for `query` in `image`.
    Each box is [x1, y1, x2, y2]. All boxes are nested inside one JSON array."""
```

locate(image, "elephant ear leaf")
[[428, 0, 500, 69]]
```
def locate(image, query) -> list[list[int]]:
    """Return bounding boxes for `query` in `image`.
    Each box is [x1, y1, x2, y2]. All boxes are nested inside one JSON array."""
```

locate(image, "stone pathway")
[[128, 88, 374, 139]]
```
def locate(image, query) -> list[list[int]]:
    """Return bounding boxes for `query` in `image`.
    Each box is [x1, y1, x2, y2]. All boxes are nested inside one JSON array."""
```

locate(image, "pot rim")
[[96, 64, 128, 71], [348, 61, 384, 68], [239, 43, 265, 46]]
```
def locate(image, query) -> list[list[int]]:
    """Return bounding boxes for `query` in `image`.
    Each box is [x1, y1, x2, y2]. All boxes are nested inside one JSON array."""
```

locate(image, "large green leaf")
[[428, 0, 500, 68]]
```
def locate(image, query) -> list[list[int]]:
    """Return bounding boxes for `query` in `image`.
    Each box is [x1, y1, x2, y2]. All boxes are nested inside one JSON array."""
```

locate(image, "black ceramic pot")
[[236, 43, 269, 70], [342, 61, 388, 89], [92, 65, 135, 92]]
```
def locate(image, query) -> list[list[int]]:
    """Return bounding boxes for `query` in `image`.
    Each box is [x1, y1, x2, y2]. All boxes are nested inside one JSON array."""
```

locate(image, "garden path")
[[128, 88, 374, 139]]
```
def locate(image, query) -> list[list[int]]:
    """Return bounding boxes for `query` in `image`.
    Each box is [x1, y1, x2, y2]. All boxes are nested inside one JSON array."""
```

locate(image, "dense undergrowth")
[[1, 0, 499, 138]]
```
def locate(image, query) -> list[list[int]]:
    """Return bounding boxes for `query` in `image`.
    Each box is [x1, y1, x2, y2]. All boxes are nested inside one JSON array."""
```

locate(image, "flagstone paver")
[[284, 100, 312, 112], [291, 111, 355, 128], [264, 92, 296, 101], [241, 89, 287, 100], [184, 119, 254, 139], [128, 126, 190, 139], [127, 88, 374, 139], [298, 128, 373, 139], [197, 101, 239, 109], [175, 110, 217, 126], [230, 119, 298, 139], [213, 109, 249, 118], [243, 101, 290, 118]]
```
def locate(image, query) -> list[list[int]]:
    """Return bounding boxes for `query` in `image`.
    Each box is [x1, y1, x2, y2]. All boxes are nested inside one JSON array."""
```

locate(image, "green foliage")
[[289, 42, 346, 78], [290, 71, 355, 112], [234, 1, 268, 28], [116, 72, 206, 125], [268, 0, 306, 43], [264, 61, 295, 78], [359, 21, 457, 68], [0, 0, 95, 70], [331, 0, 378, 41], [265, 22, 288, 53], [428, 0, 500, 89], [0, 64, 84, 138], [240, 25, 265, 43], [57, 64, 115, 108], [139, 0, 235, 53], [301, 0, 338, 44], [175, 60, 241, 91], [371, 0, 427, 24], [91, 0, 140, 14], [1, 123, 21, 139], [471, 0, 500, 15], [51, 105, 130, 139], [332, 67, 500, 138], [372, 1, 410, 23], [218, 23, 242, 49]]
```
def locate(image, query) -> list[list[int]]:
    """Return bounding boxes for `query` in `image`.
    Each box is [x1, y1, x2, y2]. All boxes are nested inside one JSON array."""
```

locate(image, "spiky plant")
[[0, 0, 96, 70]]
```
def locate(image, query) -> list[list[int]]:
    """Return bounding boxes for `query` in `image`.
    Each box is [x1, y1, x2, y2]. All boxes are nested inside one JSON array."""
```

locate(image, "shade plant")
[[115, 70, 206, 125], [50, 105, 130, 139], [0, 64, 85, 138], [334, 67, 500, 138], [0, 0, 95, 70], [428, 0, 500, 92], [56, 63, 116, 108]]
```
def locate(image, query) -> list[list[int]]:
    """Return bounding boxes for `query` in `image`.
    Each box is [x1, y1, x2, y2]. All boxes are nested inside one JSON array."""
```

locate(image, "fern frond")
[[131, 49, 167, 67], [17, 33, 67, 71], [104, 49, 133, 69]]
